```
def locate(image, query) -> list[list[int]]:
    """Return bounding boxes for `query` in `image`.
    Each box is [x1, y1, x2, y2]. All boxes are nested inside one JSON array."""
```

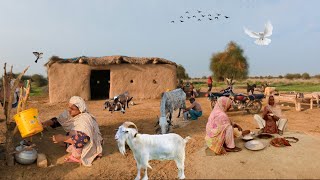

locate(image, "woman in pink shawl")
[[205, 97, 243, 155], [42, 96, 103, 166]]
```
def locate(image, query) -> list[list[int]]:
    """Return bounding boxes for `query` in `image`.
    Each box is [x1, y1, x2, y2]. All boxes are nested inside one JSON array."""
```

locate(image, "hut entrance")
[[90, 70, 110, 100]]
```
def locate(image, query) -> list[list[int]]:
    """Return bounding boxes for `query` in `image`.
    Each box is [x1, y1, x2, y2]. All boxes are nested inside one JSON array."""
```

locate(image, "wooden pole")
[[4, 65, 29, 166]]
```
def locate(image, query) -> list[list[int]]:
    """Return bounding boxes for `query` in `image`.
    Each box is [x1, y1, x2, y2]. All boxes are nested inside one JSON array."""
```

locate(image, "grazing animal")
[[33, 52, 43, 63], [115, 121, 191, 180], [104, 92, 133, 113], [225, 16, 229, 18], [247, 83, 257, 95], [264, 87, 277, 96], [156, 89, 186, 134], [104, 99, 125, 113], [244, 21, 273, 46]]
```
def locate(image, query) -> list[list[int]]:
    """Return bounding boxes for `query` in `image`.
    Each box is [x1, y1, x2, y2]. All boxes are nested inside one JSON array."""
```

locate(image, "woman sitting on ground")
[[205, 97, 243, 155], [254, 95, 288, 135], [42, 96, 103, 166]]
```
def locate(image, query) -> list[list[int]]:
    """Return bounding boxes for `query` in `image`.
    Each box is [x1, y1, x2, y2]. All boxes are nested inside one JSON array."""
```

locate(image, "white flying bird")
[[244, 21, 273, 46]]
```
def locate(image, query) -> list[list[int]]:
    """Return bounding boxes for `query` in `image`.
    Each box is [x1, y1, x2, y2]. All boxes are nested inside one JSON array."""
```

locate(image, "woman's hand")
[[52, 134, 66, 143], [233, 123, 243, 131]]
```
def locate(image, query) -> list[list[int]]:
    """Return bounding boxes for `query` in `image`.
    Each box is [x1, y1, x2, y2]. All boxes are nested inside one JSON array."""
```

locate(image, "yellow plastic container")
[[14, 108, 43, 138]]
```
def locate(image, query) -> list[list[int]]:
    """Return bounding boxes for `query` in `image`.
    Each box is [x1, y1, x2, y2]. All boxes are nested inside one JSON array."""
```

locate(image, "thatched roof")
[[45, 55, 177, 68]]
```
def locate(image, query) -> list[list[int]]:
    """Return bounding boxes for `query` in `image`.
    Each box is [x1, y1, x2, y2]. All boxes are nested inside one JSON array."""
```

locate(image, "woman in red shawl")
[[254, 95, 288, 135]]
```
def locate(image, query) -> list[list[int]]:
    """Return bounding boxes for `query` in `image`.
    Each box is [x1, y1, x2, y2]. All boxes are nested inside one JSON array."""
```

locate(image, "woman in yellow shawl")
[[205, 97, 243, 155]]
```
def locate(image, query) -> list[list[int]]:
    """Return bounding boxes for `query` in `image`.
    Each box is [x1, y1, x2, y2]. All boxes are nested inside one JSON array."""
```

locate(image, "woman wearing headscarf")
[[42, 96, 103, 166], [254, 95, 288, 135], [205, 97, 243, 155]]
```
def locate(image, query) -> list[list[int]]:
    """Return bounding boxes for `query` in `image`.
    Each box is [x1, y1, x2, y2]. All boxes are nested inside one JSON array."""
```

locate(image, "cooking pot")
[[14, 145, 37, 165]]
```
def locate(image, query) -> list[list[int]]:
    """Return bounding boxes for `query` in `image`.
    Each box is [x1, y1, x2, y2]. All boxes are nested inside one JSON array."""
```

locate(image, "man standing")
[[207, 76, 213, 92], [183, 98, 203, 120]]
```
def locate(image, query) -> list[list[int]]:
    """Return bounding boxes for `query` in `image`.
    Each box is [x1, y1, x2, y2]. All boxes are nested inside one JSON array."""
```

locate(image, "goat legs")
[[175, 157, 185, 179], [135, 163, 141, 180]]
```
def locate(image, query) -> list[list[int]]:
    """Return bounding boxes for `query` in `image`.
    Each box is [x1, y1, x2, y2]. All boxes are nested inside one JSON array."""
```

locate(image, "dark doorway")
[[90, 70, 110, 100]]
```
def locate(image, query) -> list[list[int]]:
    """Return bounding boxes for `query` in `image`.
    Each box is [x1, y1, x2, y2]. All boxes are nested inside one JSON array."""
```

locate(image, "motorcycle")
[[208, 90, 264, 114]]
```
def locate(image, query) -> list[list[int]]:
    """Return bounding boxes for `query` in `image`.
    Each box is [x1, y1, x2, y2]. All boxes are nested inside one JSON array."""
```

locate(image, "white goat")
[[157, 88, 186, 134], [115, 122, 191, 180]]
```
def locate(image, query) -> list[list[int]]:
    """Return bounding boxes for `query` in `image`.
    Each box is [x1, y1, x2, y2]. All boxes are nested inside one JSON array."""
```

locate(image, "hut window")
[[130, 80, 133, 83], [153, 80, 157, 84]]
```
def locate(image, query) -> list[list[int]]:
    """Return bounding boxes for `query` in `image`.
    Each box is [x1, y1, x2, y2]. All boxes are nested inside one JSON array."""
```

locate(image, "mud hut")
[[45, 55, 177, 103]]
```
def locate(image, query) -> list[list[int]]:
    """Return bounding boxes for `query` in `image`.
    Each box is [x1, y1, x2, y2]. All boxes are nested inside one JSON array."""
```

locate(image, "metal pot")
[[14, 145, 37, 165]]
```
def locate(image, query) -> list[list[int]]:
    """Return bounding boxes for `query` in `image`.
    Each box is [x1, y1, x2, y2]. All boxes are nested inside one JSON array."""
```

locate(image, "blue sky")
[[0, 0, 319, 77]]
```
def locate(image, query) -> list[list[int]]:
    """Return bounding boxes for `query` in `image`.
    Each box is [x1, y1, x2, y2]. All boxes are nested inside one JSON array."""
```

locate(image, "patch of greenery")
[[30, 84, 43, 96]]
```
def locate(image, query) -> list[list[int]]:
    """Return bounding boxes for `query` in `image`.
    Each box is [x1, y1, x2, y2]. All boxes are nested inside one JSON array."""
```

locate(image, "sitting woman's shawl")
[[205, 97, 233, 154], [263, 96, 285, 134], [57, 96, 103, 166]]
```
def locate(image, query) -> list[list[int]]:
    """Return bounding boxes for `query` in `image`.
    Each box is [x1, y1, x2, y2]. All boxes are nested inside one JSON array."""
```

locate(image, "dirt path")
[[1, 91, 320, 179]]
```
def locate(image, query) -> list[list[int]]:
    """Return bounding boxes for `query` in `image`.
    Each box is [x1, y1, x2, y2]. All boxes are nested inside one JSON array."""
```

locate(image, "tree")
[[210, 41, 249, 81], [31, 74, 48, 87], [176, 64, 189, 79], [301, 72, 311, 79]]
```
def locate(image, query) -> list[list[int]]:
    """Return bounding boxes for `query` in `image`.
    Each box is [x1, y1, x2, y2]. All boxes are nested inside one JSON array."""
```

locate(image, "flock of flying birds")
[[170, 10, 230, 23], [170, 10, 273, 46]]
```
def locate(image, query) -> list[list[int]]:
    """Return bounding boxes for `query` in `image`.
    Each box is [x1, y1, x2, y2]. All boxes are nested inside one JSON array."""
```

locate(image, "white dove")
[[244, 21, 273, 46]]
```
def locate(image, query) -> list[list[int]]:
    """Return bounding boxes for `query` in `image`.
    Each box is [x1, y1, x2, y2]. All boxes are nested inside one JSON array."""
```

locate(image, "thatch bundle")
[[45, 55, 176, 68]]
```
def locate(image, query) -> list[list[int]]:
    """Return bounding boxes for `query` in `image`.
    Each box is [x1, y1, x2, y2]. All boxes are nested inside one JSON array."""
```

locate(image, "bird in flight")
[[33, 52, 43, 63], [215, 17, 219, 19], [244, 21, 273, 46], [197, 10, 202, 13], [180, 16, 183, 18], [185, 11, 189, 14]]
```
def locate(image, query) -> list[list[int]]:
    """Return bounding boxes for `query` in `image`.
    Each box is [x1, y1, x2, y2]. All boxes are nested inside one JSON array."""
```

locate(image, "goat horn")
[[122, 121, 138, 131]]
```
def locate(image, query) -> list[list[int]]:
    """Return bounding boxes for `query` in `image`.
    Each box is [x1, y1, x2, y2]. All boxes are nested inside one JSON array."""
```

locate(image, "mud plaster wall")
[[108, 64, 176, 99], [48, 63, 176, 103], [48, 63, 91, 103]]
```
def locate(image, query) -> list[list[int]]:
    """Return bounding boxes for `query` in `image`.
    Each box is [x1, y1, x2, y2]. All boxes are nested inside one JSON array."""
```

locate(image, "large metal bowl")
[[14, 145, 37, 165], [244, 140, 266, 151]]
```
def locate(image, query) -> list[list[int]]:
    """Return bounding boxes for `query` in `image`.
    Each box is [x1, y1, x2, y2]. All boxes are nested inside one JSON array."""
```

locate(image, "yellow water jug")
[[14, 108, 43, 138]]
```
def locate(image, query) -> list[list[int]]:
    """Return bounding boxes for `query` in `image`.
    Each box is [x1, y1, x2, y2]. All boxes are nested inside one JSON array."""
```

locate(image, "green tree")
[[301, 72, 311, 79], [176, 64, 189, 79], [31, 74, 48, 87], [210, 41, 249, 81]]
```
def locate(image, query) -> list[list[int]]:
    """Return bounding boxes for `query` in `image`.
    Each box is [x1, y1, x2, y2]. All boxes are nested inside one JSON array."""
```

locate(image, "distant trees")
[[176, 64, 190, 79], [0, 73, 48, 87], [210, 41, 249, 81]]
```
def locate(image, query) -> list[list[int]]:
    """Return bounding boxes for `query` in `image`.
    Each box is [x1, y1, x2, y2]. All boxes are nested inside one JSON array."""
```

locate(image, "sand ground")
[[1, 88, 320, 179]]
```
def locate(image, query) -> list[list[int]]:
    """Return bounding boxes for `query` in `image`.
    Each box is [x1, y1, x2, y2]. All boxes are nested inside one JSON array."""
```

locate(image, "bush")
[[314, 74, 320, 79], [31, 74, 48, 87], [301, 73, 311, 80]]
